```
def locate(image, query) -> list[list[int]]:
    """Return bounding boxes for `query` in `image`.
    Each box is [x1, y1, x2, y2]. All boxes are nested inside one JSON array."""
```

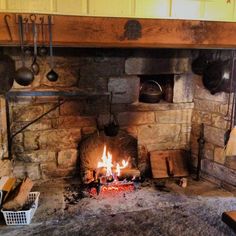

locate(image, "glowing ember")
[[89, 183, 135, 196], [97, 145, 129, 177]]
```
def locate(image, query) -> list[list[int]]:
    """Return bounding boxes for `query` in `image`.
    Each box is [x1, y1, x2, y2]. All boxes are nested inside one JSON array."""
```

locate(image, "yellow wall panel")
[[56, 0, 87, 15], [0, 0, 6, 10], [6, 0, 54, 13], [88, 0, 133, 17], [135, 0, 171, 18], [204, 0, 234, 21], [0, 0, 236, 22], [172, 0, 205, 19], [5, 0, 21, 11]]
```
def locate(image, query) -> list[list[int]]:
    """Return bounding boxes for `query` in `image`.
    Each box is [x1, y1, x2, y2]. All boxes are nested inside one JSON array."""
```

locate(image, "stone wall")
[[191, 75, 236, 188], [0, 96, 12, 177], [1, 48, 194, 181]]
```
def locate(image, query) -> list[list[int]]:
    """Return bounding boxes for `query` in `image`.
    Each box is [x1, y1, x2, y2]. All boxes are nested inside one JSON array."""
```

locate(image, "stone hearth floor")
[[0, 177, 235, 236]]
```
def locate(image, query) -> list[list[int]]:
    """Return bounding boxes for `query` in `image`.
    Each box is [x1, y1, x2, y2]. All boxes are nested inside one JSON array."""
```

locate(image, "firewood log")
[[3, 177, 33, 211], [119, 168, 140, 179]]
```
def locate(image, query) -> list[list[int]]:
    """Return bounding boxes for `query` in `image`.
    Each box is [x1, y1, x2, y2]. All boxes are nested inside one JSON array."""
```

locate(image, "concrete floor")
[[0, 177, 235, 236]]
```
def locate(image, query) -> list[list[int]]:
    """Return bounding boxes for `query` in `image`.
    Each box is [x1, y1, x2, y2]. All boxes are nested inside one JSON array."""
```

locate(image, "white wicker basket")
[[1, 192, 40, 225]]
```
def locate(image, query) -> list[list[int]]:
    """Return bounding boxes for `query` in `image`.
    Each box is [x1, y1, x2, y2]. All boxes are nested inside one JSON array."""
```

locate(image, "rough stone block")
[[12, 133, 24, 154], [179, 131, 191, 146], [0, 160, 12, 177], [202, 159, 236, 186], [41, 162, 76, 179], [191, 110, 212, 125], [81, 127, 97, 136], [138, 124, 181, 145], [145, 142, 188, 152], [83, 96, 109, 115], [181, 124, 192, 134], [211, 114, 228, 130], [13, 105, 44, 122], [16, 150, 56, 163], [43, 104, 60, 118], [24, 128, 81, 151], [108, 76, 140, 104], [120, 126, 138, 138], [155, 109, 192, 124], [225, 156, 236, 170], [38, 129, 81, 150], [127, 102, 194, 112], [204, 125, 225, 147], [24, 131, 40, 151], [117, 112, 155, 126], [220, 104, 232, 116], [194, 78, 228, 103], [12, 119, 52, 132], [13, 162, 41, 180], [191, 123, 201, 137], [214, 147, 226, 165], [194, 99, 221, 113], [173, 74, 193, 103], [58, 116, 96, 128], [125, 57, 190, 75], [204, 142, 214, 160], [59, 100, 84, 116], [80, 57, 125, 78], [58, 149, 78, 168]]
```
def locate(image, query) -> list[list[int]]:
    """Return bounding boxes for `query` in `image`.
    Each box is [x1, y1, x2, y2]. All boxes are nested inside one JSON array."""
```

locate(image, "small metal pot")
[[104, 121, 119, 137], [139, 80, 163, 103]]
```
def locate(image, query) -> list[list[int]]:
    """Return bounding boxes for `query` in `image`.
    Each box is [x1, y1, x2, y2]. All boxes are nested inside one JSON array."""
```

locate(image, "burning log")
[[95, 167, 140, 181], [119, 168, 140, 179]]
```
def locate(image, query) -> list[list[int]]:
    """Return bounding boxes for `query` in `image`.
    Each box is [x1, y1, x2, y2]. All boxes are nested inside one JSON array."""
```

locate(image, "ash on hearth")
[[64, 184, 85, 206]]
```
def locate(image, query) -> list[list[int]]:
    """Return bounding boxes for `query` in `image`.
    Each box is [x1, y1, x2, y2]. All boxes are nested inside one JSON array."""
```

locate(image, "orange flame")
[[97, 145, 129, 177]]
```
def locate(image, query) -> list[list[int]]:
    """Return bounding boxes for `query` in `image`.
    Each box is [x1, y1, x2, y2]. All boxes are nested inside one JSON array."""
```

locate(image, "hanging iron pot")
[[202, 59, 234, 94]]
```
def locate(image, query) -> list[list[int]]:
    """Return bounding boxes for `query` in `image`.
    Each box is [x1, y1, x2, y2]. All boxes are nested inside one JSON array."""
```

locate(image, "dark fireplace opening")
[[77, 129, 141, 195]]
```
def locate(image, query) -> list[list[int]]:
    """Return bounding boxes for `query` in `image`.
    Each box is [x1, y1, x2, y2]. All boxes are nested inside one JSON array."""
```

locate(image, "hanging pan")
[[0, 54, 15, 95]]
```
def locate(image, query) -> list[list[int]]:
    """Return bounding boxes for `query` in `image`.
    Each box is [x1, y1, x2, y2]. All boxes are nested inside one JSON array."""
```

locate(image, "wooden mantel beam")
[[0, 13, 236, 49]]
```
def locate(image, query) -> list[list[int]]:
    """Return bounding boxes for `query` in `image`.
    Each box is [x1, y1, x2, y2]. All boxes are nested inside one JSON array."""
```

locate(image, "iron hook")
[[4, 15, 13, 41]]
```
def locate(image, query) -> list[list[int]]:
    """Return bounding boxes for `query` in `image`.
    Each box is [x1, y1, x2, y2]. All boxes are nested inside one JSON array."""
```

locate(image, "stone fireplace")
[[0, 47, 235, 190]]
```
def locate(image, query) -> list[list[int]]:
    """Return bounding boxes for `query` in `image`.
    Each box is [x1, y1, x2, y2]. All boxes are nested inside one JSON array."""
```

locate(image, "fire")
[[97, 145, 129, 177]]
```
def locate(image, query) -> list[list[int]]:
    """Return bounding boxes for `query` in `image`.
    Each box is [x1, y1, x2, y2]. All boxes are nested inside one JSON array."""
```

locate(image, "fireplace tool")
[[46, 15, 58, 82], [223, 51, 236, 147], [196, 123, 205, 181], [104, 92, 119, 137], [225, 52, 236, 156], [15, 15, 34, 86]]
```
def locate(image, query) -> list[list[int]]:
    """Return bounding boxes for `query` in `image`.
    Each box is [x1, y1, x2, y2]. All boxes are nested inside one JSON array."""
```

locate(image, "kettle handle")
[[140, 80, 163, 92]]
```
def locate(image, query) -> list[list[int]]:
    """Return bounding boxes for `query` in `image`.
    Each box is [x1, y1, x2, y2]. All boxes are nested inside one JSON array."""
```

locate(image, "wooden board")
[[222, 211, 236, 233], [1, 13, 236, 48], [150, 150, 189, 178]]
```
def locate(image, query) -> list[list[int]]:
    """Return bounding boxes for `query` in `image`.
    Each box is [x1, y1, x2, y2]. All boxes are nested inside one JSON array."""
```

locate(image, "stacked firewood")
[[0, 177, 33, 211]]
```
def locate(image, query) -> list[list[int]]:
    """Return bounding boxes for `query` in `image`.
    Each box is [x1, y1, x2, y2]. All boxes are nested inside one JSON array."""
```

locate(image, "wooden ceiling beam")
[[0, 13, 236, 49]]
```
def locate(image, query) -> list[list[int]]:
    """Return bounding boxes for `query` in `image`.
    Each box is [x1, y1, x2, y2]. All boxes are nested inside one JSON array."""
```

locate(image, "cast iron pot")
[[139, 80, 163, 103], [203, 60, 233, 94], [104, 114, 119, 137]]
